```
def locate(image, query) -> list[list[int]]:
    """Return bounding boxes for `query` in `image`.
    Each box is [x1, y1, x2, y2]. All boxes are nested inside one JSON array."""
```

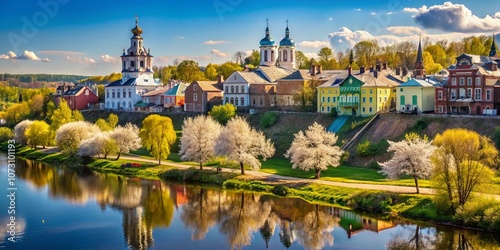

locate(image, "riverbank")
[[3, 143, 499, 233]]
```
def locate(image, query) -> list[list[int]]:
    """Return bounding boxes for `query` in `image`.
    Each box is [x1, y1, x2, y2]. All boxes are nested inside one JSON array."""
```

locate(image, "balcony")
[[339, 102, 359, 107]]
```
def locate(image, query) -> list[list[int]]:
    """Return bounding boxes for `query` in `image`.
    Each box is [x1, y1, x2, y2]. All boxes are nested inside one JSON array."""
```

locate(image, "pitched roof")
[[196, 81, 222, 91], [107, 78, 137, 87], [142, 86, 169, 96], [257, 66, 290, 82], [62, 86, 85, 96], [238, 71, 270, 84], [318, 71, 350, 88], [280, 69, 309, 80], [400, 78, 435, 87], [165, 83, 188, 96]]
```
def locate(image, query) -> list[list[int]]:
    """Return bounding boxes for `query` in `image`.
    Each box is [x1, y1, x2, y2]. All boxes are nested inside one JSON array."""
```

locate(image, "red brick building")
[[184, 80, 223, 113], [56, 85, 99, 110], [435, 53, 500, 115]]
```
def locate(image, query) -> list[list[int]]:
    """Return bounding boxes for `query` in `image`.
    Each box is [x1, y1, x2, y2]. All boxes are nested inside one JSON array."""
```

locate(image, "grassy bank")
[[3, 142, 499, 232]]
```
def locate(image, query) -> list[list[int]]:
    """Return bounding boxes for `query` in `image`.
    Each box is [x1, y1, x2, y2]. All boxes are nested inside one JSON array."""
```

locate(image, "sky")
[[1, 0, 500, 76]]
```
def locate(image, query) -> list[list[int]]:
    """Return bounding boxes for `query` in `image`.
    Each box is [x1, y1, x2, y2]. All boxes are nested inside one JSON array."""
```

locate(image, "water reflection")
[[11, 159, 500, 250]]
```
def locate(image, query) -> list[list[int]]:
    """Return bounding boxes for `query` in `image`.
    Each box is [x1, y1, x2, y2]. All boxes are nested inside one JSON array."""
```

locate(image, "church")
[[105, 17, 160, 111]]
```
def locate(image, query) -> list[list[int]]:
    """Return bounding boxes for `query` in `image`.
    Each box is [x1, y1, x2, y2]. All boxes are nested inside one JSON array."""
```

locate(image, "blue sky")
[[0, 1, 499, 76]]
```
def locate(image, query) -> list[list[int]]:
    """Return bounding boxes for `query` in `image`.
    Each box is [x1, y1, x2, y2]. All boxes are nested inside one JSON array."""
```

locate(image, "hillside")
[[349, 114, 500, 167]]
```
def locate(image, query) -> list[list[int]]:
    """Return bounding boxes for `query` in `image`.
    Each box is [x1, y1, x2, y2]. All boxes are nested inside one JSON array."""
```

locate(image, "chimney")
[[217, 75, 224, 90], [374, 69, 378, 78], [402, 67, 408, 76], [383, 62, 387, 70], [244, 65, 249, 72], [376, 64, 381, 72], [317, 65, 323, 75], [395, 67, 401, 76], [310, 65, 316, 76], [369, 66, 374, 73], [347, 66, 352, 75], [360, 66, 365, 74]]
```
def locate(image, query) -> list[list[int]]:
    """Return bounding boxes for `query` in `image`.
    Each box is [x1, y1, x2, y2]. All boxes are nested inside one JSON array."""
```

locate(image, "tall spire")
[[416, 36, 423, 63], [265, 18, 270, 36], [285, 19, 290, 37], [490, 33, 497, 57]]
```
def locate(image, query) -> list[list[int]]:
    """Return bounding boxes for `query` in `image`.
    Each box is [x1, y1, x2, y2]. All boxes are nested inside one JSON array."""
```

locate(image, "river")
[[0, 154, 499, 250]]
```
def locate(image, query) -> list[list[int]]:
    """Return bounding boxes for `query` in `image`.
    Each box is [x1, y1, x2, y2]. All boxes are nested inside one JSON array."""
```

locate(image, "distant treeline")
[[0, 73, 88, 84]]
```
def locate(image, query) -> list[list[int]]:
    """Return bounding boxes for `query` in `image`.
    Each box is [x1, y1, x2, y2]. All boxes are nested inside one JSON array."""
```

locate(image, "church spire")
[[490, 34, 497, 57], [416, 36, 423, 64]]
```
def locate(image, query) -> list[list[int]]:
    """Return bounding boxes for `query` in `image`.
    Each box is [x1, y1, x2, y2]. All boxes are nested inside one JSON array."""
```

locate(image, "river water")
[[0, 154, 499, 250]]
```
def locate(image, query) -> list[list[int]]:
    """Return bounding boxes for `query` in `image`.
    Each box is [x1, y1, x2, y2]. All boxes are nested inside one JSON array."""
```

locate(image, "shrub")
[[348, 191, 397, 213], [356, 140, 389, 157], [409, 119, 429, 133], [272, 185, 289, 196], [0, 127, 13, 141], [452, 197, 500, 231], [329, 107, 338, 117], [260, 111, 279, 128], [340, 151, 350, 165]]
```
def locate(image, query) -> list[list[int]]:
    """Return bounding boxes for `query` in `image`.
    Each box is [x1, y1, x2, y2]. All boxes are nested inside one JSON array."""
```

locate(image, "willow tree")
[[432, 128, 498, 212], [378, 133, 437, 194], [215, 116, 275, 174], [179, 115, 221, 170], [139, 115, 177, 165], [285, 122, 343, 179], [25, 120, 51, 149]]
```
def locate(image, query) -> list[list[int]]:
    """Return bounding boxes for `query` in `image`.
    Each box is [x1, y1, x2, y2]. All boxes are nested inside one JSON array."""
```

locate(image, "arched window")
[[131, 61, 135, 67], [231, 86, 234, 93], [123, 61, 126, 69], [291, 50, 294, 61], [129, 101, 132, 109], [225, 86, 229, 93], [106, 101, 109, 108], [112, 102, 115, 108], [264, 50, 268, 62], [283, 50, 288, 62], [230, 98, 234, 105], [123, 102, 126, 109], [271, 50, 275, 61], [235, 98, 239, 106], [225, 97, 229, 104], [240, 97, 244, 106]]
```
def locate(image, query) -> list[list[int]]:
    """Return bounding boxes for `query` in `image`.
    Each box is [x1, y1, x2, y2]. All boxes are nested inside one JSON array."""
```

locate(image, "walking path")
[[118, 155, 500, 199]]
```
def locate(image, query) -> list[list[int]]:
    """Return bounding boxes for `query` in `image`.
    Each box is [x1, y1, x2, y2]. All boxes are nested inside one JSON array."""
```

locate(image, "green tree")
[[0, 127, 13, 141], [217, 62, 243, 80], [107, 113, 119, 128], [97, 85, 105, 101], [95, 118, 112, 131], [177, 60, 206, 82], [244, 50, 260, 67], [50, 99, 73, 133], [295, 51, 309, 69], [25, 120, 51, 149], [209, 103, 237, 125], [423, 52, 443, 75], [72, 110, 84, 121], [139, 115, 177, 164], [5, 103, 30, 125], [204, 63, 218, 81], [354, 40, 380, 68]]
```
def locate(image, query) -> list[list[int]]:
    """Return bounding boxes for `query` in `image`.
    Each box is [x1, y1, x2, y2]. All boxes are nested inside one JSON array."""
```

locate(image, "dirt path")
[[118, 155, 500, 200]]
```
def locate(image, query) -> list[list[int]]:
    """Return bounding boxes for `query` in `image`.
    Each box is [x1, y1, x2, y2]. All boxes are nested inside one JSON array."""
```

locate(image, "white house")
[[105, 17, 159, 111]]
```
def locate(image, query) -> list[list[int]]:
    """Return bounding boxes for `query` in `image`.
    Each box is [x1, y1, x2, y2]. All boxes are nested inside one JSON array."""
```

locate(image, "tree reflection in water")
[[14, 158, 500, 250]]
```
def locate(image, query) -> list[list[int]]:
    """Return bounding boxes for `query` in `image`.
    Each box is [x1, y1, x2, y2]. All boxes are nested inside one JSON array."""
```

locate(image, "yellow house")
[[396, 78, 436, 113], [317, 72, 348, 114], [357, 70, 401, 116]]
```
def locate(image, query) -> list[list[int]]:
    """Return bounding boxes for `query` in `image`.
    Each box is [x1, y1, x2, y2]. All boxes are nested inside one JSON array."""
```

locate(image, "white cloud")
[[403, 2, 500, 32], [386, 26, 425, 36], [174, 36, 185, 39], [210, 49, 228, 58], [328, 17, 333, 21], [354, 8, 362, 12], [328, 26, 478, 52], [387, 12, 394, 15], [66, 55, 95, 64], [0, 50, 50, 62], [204, 40, 230, 45], [297, 40, 330, 49], [38, 50, 84, 56], [303, 52, 318, 60], [101, 54, 118, 63], [370, 12, 377, 16]]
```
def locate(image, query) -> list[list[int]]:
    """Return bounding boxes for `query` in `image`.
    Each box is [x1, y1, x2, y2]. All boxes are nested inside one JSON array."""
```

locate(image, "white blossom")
[[13, 120, 33, 145], [110, 123, 141, 160], [56, 121, 100, 156]]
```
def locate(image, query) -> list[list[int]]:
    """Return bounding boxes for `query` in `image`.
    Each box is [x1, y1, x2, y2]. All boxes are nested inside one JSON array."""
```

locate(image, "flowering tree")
[[25, 120, 51, 149], [110, 123, 141, 160], [13, 120, 33, 145], [139, 114, 177, 164], [56, 121, 100, 156], [179, 115, 221, 170], [285, 122, 343, 179], [78, 132, 117, 159], [215, 117, 275, 174], [378, 133, 436, 194]]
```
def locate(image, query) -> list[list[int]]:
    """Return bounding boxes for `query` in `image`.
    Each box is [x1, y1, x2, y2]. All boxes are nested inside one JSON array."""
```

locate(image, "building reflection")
[[15, 159, 500, 250]]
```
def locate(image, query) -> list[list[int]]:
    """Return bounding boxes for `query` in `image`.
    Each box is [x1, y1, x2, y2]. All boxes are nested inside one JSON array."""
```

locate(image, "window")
[[486, 89, 492, 100], [412, 95, 417, 105], [438, 91, 443, 100], [363, 97, 366, 103], [225, 86, 229, 93], [370, 89, 373, 94], [193, 85, 197, 91], [241, 97, 245, 106], [333, 97, 336, 102], [85, 90, 89, 95], [451, 78, 457, 86], [253, 99, 256, 105], [235, 98, 239, 106], [131, 61, 135, 67], [128, 91, 131, 98], [112, 102, 115, 108], [475, 77, 481, 86], [438, 105, 443, 113], [459, 77, 465, 86], [123, 89, 126, 97], [362, 107, 365, 112], [400, 96, 405, 105], [379, 97, 381, 103], [193, 93, 198, 101], [467, 88, 472, 98], [225, 97, 229, 104], [117, 92, 121, 98], [106, 91, 109, 99], [369, 97, 373, 103], [133, 42, 136, 46], [140, 61, 144, 68], [322, 107, 324, 112], [112, 91, 115, 98], [271, 50, 275, 61], [231, 86, 234, 93], [123, 61, 126, 68], [322, 97, 325, 102], [290, 50, 294, 61], [369, 107, 373, 112], [327, 106, 330, 112], [327, 97, 330, 103], [467, 77, 472, 86], [475, 88, 482, 100], [264, 50, 268, 62], [459, 88, 465, 98], [451, 89, 457, 99], [283, 50, 288, 62], [230, 98, 234, 105]]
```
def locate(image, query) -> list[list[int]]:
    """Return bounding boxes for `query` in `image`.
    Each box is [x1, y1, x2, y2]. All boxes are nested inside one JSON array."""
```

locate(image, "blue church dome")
[[279, 27, 295, 47], [260, 27, 275, 46]]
